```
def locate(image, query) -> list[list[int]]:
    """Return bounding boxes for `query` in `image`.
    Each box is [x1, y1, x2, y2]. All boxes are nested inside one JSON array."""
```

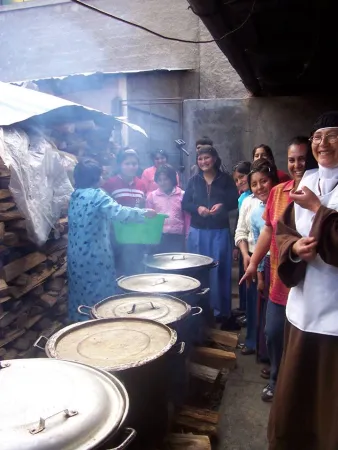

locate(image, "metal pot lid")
[[144, 253, 214, 271], [117, 273, 201, 295], [46, 318, 177, 371], [93, 293, 191, 324], [0, 358, 128, 450]]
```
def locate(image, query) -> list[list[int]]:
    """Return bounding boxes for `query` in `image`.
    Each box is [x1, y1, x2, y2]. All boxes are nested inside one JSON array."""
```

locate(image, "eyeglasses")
[[309, 134, 338, 145]]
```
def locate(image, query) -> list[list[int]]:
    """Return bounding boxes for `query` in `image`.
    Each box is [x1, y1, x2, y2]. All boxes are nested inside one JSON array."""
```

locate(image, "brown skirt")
[[268, 321, 338, 450]]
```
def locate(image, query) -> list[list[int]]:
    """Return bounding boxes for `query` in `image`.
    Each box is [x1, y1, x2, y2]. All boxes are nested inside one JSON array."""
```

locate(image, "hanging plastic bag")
[[0, 127, 73, 246]]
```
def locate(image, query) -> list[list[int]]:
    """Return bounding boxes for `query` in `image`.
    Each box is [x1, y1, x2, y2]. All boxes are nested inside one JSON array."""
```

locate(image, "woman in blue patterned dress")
[[67, 158, 156, 322]]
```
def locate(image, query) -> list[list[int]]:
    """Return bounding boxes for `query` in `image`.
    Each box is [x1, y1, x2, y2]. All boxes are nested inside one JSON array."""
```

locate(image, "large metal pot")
[[143, 252, 216, 275], [0, 358, 135, 450], [35, 318, 181, 449], [77, 292, 202, 329]]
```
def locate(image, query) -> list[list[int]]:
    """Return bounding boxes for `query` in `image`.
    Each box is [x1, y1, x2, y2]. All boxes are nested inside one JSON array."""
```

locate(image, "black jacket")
[[182, 171, 238, 229]]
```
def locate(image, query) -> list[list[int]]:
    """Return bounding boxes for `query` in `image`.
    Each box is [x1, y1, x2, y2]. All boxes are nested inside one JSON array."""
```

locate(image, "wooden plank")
[[13, 273, 31, 286], [3, 252, 47, 282], [38, 293, 58, 308], [0, 222, 4, 240], [164, 434, 211, 450], [0, 329, 25, 348], [9, 267, 56, 299], [189, 362, 220, 384], [192, 347, 236, 370], [0, 211, 23, 222], [0, 189, 12, 200], [51, 261, 67, 278], [0, 296, 12, 304], [173, 416, 217, 436], [178, 406, 219, 425], [7, 219, 26, 230], [0, 278, 9, 296], [206, 328, 239, 348], [0, 202, 15, 212]]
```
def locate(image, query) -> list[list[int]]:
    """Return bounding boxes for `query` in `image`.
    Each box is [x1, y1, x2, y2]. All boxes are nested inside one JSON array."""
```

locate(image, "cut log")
[[38, 293, 58, 309], [0, 278, 9, 296], [192, 347, 236, 370], [3, 349, 18, 360], [178, 406, 219, 425], [206, 328, 239, 348], [7, 219, 26, 230], [189, 362, 220, 384], [0, 296, 12, 304], [0, 210, 23, 221], [0, 329, 25, 348], [164, 433, 211, 450], [51, 261, 67, 278], [0, 222, 4, 240], [13, 273, 31, 286], [31, 285, 45, 296], [45, 277, 65, 292], [0, 311, 16, 328], [0, 202, 15, 212], [3, 252, 47, 282], [12, 336, 31, 351], [25, 314, 44, 330], [173, 416, 217, 436], [0, 189, 12, 200], [3, 231, 21, 247]]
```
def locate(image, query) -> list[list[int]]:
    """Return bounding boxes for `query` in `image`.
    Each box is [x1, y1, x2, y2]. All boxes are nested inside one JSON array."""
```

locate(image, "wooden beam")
[[0, 189, 12, 200], [164, 433, 211, 450], [3, 252, 46, 282], [178, 406, 219, 425], [174, 416, 217, 436], [192, 347, 236, 370], [206, 328, 238, 348], [189, 362, 220, 384]]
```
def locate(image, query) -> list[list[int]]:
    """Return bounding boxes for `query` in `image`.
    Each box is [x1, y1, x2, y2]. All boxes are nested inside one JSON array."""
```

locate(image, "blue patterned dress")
[[67, 188, 145, 322]]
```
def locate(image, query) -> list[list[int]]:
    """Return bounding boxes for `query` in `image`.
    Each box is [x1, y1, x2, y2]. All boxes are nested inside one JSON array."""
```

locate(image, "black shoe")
[[221, 316, 241, 331], [261, 384, 274, 402]]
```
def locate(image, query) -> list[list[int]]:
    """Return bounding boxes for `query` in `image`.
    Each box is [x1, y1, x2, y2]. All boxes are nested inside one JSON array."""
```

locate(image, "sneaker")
[[261, 384, 274, 402]]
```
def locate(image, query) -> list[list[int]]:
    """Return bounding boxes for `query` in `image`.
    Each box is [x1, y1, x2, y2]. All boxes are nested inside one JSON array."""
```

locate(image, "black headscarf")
[[312, 111, 338, 134]]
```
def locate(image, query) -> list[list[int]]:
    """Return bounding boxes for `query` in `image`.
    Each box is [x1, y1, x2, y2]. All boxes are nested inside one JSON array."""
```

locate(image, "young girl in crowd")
[[235, 159, 278, 355], [232, 161, 251, 318], [142, 149, 179, 194], [182, 145, 238, 328], [102, 149, 147, 276], [146, 164, 189, 253], [68, 158, 156, 322], [252, 144, 290, 183]]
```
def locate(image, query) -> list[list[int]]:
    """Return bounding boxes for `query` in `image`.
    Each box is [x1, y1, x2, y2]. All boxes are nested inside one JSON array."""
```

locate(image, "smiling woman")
[[268, 112, 338, 450]]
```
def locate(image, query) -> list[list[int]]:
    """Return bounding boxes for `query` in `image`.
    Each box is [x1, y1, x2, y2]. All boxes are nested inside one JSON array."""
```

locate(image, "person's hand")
[[243, 253, 251, 271], [198, 206, 210, 217], [233, 248, 239, 261], [290, 186, 321, 213], [144, 209, 157, 218], [239, 261, 257, 287], [257, 278, 265, 293], [209, 203, 223, 215], [292, 237, 318, 262]]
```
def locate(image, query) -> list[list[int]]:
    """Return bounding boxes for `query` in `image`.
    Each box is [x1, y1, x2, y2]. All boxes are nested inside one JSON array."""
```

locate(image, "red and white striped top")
[[102, 175, 146, 208]]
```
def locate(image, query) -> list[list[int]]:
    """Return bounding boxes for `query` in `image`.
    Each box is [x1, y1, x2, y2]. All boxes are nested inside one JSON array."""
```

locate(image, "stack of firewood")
[[0, 161, 69, 361]]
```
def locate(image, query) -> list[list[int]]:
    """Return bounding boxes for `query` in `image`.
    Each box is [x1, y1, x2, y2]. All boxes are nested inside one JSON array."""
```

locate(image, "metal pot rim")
[[143, 252, 215, 271], [45, 318, 178, 372], [87, 293, 192, 324]]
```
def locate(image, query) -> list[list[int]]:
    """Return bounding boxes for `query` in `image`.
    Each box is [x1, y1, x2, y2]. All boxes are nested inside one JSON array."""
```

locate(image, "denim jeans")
[[244, 280, 258, 349], [265, 300, 286, 390]]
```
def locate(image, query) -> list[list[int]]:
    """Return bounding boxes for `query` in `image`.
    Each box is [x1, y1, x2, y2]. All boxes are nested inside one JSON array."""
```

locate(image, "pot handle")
[[77, 305, 92, 316], [33, 335, 48, 351], [196, 287, 210, 296], [127, 302, 159, 314], [29, 409, 78, 434], [171, 254, 186, 261], [210, 260, 219, 269], [172, 341, 185, 355], [191, 306, 203, 316], [107, 427, 137, 450]]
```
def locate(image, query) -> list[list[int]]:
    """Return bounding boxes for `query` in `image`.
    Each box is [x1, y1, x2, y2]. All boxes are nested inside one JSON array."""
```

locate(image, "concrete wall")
[[183, 97, 337, 174], [0, 0, 246, 100]]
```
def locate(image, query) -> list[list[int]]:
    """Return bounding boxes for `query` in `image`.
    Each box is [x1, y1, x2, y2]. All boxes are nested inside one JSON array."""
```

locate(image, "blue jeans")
[[245, 279, 257, 349], [265, 300, 286, 390]]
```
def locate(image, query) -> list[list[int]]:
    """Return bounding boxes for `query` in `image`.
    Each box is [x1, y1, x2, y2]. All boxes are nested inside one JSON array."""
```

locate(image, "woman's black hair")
[[154, 164, 177, 187], [252, 144, 275, 164], [74, 157, 102, 189], [196, 136, 213, 147], [287, 135, 318, 171], [232, 160, 251, 175], [248, 159, 279, 188], [150, 149, 168, 162], [196, 145, 223, 171], [116, 148, 139, 169]]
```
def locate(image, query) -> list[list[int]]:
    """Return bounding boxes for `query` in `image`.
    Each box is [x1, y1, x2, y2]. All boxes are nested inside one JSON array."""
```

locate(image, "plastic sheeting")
[[0, 127, 74, 246]]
